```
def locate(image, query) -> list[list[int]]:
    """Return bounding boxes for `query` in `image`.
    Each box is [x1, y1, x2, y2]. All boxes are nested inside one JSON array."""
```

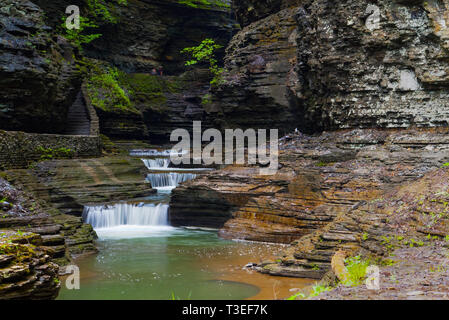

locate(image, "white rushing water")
[[142, 157, 200, 192], [83, 203, 172, 239], [142, 158, 170, 170], [146, 172, 197, 191], [83, 203, 169, 228]]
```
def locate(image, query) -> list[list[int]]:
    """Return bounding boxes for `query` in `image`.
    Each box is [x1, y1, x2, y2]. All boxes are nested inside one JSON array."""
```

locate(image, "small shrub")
[[342, 255, 370, 287], [181, 38, 225, 87]]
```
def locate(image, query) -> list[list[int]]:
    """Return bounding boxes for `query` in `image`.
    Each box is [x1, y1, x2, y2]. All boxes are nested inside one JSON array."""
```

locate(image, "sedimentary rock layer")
[[0, 0, 80, 134], [0, 230, 60, 300], [213, 0, 449, 132], [5, 155, 155, 216], [34, 0, 235, 74], [170, 129, 449, 249]]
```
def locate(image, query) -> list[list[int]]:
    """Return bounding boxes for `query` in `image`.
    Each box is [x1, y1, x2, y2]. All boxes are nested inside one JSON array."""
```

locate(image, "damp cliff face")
[[0, 0, 80, 134], [0, 0, 234, 139], [34, 0, 234, 74], [211, 0, 449, 132], [170, 129, 449, 247], [0, 176, 98, 260], [169, 0, 449, 282]]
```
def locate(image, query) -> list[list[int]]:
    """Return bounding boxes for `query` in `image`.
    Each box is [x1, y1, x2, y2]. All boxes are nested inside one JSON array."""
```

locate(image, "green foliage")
[[201, 93, 213, 105], [36, 147, 75, 161], [86, 66, 139, 114], [86, 0, 128, 24], [61, 16, 102, 51], [181, 38, 224, 86], [309, 284, 333, 297], [61, 0, 128, 50], [287, 284, 333, 300], [170, 291, 192, 300], [287, 292, 305, 300], [178, 0, 230, 9], [342, 255, 370, 287]]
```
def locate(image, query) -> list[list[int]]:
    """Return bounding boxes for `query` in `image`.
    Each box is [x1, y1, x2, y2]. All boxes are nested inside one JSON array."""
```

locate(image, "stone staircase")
[[65, 91, 91, 136]]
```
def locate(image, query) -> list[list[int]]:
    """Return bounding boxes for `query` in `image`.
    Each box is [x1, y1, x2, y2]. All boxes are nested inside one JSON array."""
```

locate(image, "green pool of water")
[[57, 227, 261, 300]]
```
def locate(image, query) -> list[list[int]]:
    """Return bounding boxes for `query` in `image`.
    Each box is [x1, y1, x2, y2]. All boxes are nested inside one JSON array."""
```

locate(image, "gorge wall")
[[170, 0, 449, 280], [208, 0, 449, 133], [0, 0, 80, 134], [1, 0, 235, 141], [34, 0, 234, 74]]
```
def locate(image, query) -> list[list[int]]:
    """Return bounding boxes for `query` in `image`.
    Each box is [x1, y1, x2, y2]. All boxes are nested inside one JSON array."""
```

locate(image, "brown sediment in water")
[[195, 241, 315, 300]]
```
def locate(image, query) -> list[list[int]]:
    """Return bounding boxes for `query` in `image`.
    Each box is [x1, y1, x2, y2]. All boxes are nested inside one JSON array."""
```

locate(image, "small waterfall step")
[[65, 91, 91, 135], [83, 203, 169, 229]]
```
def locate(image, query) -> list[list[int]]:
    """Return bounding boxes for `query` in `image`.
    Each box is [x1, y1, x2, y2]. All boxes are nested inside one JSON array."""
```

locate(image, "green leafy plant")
[[309, 284, 333, 297], [61, 16, 102, 51], [181, 38, 224, 86], [287, 292, 306, 300], [342, 255, 370, 286], [61, 0, 128, 51]]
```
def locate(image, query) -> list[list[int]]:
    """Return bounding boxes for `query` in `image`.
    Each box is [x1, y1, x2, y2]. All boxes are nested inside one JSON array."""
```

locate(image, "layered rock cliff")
[[170, 129, 449, 245], [209, 0, 449, 133], [34, 0, 234, 74], [0, 0, 80, 134]]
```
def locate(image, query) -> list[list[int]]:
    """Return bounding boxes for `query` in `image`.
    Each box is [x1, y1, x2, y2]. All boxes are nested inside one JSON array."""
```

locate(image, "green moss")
[[117, 73, 184, 113], [86, 65, 140, 115], [36, 146, 75, 160], [177, 0, 230, 9]]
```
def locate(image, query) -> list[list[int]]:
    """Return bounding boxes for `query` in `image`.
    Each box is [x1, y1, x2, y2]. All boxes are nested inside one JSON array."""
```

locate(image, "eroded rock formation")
[[0, 230, 60, 300], [210, 0, 449, 133], [34, 0, 234, 74], [170, 128, 449, 278], [0, 0, 81, 134]]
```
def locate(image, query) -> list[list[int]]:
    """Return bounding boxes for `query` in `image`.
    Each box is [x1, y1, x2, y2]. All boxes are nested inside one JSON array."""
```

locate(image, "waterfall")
[[142, 158, 170, 170], [83, 203, 169, 229], [141, 157, 199, 192], [146, 173, 197, 189]]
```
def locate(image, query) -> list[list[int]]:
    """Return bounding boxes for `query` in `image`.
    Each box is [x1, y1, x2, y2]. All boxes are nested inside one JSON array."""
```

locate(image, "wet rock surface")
[[0, 177, 97, 260], [0, 0, 80, 134], [5, 155, 155, 216], [264, 149, 449, 282], [34, 0, 234, 74], [214, 0, 449, 133], [170, 128, 449, 278], [0, 230, 60, 300]]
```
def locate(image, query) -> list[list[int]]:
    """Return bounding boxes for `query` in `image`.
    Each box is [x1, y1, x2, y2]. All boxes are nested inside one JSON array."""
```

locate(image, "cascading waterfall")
[[142, 158, 170, 170], [146, 173, 197, 189], [83, 203, 169, 229], [142, 156, 199, 191]]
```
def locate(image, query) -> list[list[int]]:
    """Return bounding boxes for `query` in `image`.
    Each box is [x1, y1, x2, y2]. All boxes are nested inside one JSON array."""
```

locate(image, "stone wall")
[[0, 130, 101, 169]]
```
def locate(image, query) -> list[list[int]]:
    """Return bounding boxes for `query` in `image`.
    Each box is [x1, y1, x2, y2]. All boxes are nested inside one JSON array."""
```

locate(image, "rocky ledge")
[[5, 154, 155, 217], [0, 176, 97, 260], [170, 128, 449, 277], [0, 230, 60, 300]]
